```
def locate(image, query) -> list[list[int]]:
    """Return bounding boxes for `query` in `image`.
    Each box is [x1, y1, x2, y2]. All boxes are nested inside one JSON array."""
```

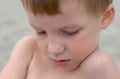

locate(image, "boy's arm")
[[0, 36, 36, 79], [81, 51, 120, 79]]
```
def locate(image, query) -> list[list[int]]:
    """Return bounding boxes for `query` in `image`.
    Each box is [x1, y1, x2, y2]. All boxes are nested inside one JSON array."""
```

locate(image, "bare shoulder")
[[81, 50, 120, 79], [0, 36, 38, 79], [9, 36, 37, 62], [14, 36, 37, 53]]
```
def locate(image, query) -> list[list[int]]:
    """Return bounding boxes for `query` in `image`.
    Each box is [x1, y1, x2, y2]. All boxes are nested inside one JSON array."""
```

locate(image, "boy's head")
[[21, 0, 113, 16], [20, 0, 115, 71]]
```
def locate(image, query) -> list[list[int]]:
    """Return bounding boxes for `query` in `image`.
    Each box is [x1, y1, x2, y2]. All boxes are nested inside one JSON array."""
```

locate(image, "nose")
[[48, 40, 64, 55]]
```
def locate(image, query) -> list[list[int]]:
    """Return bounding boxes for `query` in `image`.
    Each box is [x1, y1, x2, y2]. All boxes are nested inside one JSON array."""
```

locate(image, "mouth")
[[54, 59, 70, 67]]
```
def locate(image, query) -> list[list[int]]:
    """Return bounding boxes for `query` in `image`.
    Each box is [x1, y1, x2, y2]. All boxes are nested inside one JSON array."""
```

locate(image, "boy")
[[0, 0, 120, 79]]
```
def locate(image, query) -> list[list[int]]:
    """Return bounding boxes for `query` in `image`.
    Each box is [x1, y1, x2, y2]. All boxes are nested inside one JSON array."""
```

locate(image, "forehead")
[[60, 0, 85, 14], [28, 0, 91, 28]]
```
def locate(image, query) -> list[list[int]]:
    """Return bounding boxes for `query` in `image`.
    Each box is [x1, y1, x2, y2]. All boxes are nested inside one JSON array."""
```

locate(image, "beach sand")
[[0, 0, 120, 71]]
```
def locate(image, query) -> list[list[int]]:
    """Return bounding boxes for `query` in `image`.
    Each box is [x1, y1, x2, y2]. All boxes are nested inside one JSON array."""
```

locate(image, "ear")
[[101, 4, 115, 29]]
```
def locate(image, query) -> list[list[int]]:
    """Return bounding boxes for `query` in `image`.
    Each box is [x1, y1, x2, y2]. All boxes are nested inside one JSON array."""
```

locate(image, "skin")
[[0, 0, 120, 79]]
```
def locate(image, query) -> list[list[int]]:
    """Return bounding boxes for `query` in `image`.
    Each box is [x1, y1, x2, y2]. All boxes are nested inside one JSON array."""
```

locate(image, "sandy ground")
[[0, 0, 120, 71]]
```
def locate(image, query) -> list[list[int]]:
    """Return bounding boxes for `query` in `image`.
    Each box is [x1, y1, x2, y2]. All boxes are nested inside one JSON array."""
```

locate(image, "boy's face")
[[27, 0, 102, 71]]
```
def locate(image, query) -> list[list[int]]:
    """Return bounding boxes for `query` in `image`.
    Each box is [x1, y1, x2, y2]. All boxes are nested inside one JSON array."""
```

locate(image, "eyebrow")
[[30, 22, 42, 28], [30, 22, 81, 31], [30, 22, 36, 27], [29, 23, 42, 31], [61, 24, 81, 30]]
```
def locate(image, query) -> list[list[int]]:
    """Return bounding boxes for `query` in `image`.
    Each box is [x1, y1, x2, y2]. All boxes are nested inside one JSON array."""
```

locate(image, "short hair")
[[21, 0, 113, 16]]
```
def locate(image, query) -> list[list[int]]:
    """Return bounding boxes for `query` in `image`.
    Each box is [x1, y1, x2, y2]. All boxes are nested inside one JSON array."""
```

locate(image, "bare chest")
[[26, 70, 83, 79]]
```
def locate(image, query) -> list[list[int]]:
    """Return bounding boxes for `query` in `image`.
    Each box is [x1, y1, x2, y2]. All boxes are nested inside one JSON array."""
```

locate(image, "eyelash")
[[63, 30, 80, 35], [36, 30, 80, 36], [36, 31, 46, 35]]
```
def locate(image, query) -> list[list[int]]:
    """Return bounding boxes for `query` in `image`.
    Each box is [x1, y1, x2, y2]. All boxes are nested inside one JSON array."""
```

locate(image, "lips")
[[54, 60, 70, 67]]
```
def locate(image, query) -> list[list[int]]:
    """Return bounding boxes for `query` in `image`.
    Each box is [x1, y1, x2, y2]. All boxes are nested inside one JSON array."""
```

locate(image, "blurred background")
[[0, 0, 120, 71]]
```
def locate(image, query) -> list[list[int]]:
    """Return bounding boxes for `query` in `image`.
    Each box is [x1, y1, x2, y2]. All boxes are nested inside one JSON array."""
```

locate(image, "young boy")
[[0, 0, 120, 79]]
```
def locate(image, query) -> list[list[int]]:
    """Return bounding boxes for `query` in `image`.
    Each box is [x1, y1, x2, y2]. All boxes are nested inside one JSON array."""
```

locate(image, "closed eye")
[[36, 31, 46, 35], [63, 29, 80, 35]]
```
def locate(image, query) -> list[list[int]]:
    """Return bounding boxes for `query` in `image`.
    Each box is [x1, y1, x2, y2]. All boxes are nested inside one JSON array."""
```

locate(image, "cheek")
[[67, 29, 99, 60], [67, 38, 90, 60], [36, 37, 48, 53]]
